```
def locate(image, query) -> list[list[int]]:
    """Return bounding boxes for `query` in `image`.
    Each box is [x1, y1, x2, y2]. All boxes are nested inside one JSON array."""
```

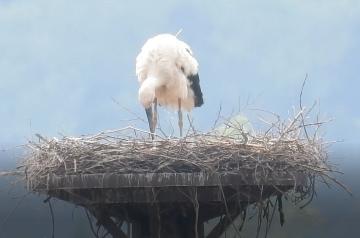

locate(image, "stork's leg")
[[178, 98, 183, 137], [152, 98, 158, 138], [145, 106, 154, 140], [145, 98, 157, 140]]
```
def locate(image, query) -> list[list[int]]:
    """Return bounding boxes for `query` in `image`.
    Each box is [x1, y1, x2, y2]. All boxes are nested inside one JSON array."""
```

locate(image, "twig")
[[44, 197, 55, 238], [84, 208, 99, 238], [299, 74, 310, 141]]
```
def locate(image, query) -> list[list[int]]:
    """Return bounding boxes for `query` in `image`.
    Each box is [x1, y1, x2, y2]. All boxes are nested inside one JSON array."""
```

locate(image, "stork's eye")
[[185, 48, 192, 55], [180, 66, 185, 73]]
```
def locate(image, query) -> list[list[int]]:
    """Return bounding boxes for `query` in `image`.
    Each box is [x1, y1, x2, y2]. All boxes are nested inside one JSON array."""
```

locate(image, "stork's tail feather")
[[188, 73, 204, 107]]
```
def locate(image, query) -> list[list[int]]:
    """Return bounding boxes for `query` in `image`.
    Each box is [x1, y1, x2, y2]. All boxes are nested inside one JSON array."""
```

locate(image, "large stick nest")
[[22, 107, 339, 192]]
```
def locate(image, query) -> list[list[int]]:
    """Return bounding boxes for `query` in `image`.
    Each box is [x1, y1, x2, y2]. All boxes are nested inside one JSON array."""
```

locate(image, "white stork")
[[136, 33, 204, 138]]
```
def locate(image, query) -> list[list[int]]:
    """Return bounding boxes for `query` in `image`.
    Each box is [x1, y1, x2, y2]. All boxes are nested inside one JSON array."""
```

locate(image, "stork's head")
[[176, 44, 199, 77], [138, 76, 157, 108]]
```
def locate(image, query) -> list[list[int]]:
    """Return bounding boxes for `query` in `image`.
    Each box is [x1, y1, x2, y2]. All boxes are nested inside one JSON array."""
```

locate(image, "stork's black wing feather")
[[187, 73, 204, 107]]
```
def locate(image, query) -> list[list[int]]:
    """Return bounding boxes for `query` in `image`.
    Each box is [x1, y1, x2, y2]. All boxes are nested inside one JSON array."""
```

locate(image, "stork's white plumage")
[[136, 34, 203, 138]]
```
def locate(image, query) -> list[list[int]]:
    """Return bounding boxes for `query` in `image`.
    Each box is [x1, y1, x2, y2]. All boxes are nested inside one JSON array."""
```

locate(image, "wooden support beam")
[[87, 206, 128, 238], [206, 210, 241, 238]]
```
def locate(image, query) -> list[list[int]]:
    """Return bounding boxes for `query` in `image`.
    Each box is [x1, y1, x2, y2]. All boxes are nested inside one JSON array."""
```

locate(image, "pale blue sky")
[[1, 0, 360, 144]]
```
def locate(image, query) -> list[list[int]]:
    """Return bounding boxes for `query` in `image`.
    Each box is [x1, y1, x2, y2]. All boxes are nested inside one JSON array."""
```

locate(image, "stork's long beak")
[[145, 107, 154, 139]]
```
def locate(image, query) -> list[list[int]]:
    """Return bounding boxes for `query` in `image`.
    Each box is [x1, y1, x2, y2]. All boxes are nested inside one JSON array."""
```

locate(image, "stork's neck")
[[138, 76, 158, 108]]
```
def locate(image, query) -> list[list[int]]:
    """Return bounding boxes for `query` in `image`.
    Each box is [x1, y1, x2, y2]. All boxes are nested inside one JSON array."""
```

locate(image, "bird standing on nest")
[[136, 34, 204, 138]]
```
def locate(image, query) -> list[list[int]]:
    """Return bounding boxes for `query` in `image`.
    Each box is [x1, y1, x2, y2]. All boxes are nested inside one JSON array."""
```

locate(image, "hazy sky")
[[1, 0, 360, 144]]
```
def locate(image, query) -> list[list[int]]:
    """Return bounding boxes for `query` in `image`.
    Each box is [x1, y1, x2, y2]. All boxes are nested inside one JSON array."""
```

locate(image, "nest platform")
[[22, 110, 332, 238]]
